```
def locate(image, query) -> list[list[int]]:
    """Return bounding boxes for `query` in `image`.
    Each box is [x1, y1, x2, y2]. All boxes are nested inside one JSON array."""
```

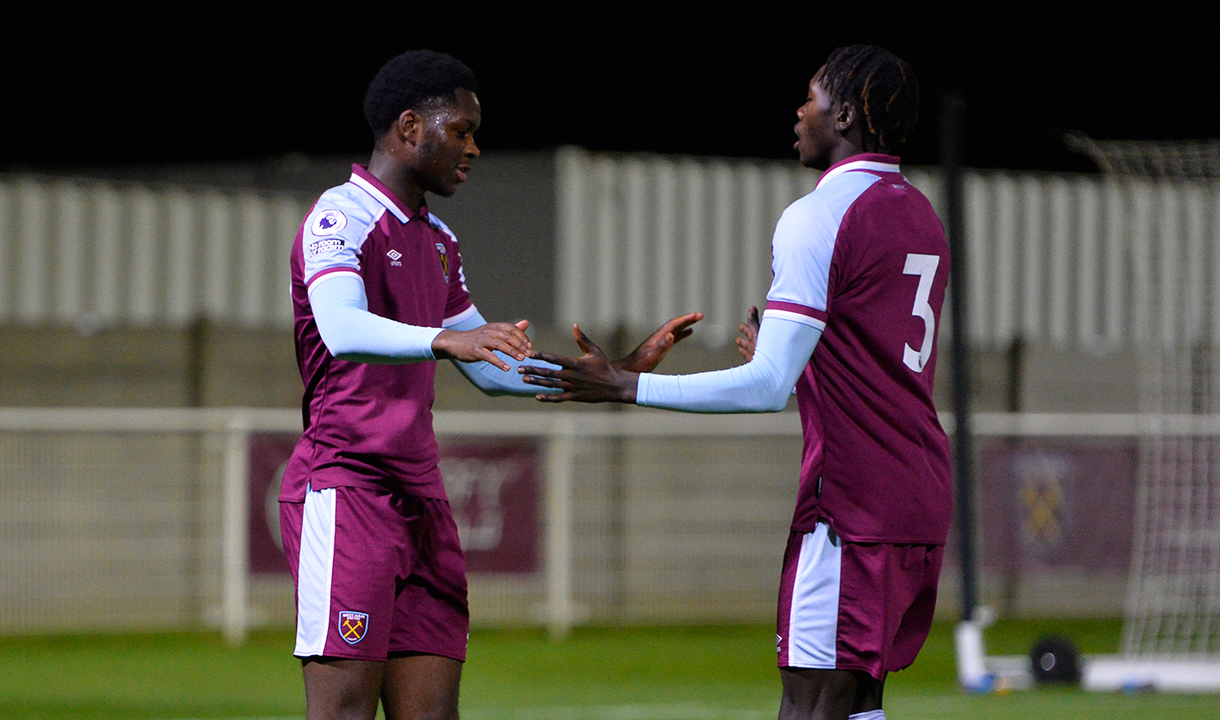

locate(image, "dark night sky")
[[4, 4, 1218, 173]]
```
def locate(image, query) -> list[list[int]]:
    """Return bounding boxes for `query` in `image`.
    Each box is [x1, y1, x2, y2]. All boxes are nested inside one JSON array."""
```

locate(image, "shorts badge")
[[435, 242, 449, 280], [339, 611, 369, 644]]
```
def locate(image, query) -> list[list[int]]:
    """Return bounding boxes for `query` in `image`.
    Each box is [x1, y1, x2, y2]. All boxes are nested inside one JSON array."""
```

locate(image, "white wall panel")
[[270, 196, 302, 326], [164, 189, 196, 325], [993, 175, 1019, 343], [739, 163, 767, 320], [1076, 180, 1101, 347], [2, 155, 1217, 350], [1103, 179, 1127, 348], [236, 193, 267, 326], [1020, 176, 1045, 341], [201, 192, 232, 320], [1183, 183, 1207, 343], [53, 182, 86, 320], [964, 175, 991, 344], [1129, 182, 1157, 348], [592, 158, 619, 331], [679, 159, 706, 323], [129, 187, 160, 324], [0, 185, 9, 319], [653, 158, 679, 323], [92, 184, 123, 326], [1048, 176, 1074, 347], [709, 161, 736, 345], [16, 180, 47, 323]]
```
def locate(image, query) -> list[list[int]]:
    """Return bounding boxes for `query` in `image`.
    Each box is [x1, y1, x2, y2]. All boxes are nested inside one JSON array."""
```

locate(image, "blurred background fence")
[[3, 148, 1219, 352], [1, 407, 1211, 647], [0, 148, 1217, 652]]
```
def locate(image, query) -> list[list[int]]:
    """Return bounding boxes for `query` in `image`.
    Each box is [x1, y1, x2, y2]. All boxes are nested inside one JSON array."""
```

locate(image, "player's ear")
[[835, 102, 857, 133], [396, 109, 424, 147]]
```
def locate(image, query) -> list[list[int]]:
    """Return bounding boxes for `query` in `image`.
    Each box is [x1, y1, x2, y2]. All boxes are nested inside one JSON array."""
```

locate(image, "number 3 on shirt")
[[902, 253, 940, 373]]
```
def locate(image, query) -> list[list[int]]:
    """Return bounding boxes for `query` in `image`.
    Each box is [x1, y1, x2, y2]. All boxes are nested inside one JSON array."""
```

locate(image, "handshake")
[[440, 307, 765, 404]]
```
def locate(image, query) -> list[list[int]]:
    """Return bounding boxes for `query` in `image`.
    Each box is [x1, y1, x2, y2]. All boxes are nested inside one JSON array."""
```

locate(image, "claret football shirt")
[[282, 165, 476, 502], [764, 154, 953, 544]]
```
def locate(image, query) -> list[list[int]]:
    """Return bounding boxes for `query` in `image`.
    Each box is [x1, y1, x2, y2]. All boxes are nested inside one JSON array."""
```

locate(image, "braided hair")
[[817, 45, 919, 153]]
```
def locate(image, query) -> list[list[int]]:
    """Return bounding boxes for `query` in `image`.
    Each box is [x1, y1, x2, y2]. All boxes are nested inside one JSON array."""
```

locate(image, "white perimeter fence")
[[2, 408, 1218, 647]]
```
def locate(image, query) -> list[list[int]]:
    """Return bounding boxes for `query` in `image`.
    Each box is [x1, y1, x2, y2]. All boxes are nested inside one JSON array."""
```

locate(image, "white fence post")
[[544, 414, 576, 640], [221, 412, 252, 646]]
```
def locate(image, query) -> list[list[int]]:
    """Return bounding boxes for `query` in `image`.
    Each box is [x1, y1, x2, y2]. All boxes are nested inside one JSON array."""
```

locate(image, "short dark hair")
[[363, 50, 479, 142], [818, 45, 919, 153]]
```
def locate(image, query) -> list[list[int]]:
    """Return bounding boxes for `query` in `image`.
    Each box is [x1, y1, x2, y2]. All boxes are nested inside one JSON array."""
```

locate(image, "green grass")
[[1, 620, 1216, 719]]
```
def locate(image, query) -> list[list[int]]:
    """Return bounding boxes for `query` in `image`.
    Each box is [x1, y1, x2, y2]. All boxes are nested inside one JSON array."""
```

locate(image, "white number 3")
[[902, 253, 940, 373]]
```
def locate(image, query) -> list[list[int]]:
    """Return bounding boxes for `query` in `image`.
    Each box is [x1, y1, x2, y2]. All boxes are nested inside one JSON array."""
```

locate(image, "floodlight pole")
[[941, 91, 980, 622]]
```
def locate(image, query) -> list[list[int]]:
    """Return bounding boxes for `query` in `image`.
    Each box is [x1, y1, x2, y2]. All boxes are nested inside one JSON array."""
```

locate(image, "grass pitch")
[[1, 619, 1216, 719]]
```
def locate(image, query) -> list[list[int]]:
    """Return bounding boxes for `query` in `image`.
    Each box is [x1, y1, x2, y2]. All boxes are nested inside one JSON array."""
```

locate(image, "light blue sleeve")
[[635, 316, 821, 413], [446, 311, 562, 397], [309, 274, 442, 363]]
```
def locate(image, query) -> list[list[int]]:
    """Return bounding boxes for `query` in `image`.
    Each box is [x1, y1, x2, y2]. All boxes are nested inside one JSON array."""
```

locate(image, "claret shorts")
[[281, 485, 469, 662], [777, 522, 943, 679]]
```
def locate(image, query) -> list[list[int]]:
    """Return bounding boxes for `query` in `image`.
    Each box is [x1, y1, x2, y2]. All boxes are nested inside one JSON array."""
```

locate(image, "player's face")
[[417, 88, 481, 197], [794, 73, 838, 170]]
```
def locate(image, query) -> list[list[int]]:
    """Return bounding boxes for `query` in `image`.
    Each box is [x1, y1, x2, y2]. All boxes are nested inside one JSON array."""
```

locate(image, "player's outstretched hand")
[[736, 306, 760, 362], [432, 320, 531, 371], [614, 312, 703, 373], [521, 323, 637, 403]]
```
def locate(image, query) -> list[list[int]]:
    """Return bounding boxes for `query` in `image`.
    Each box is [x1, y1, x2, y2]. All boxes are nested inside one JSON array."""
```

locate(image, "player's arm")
[[309, 274, 530, 367], [449, 311, 703, 396], [445, 310, 556, 396], [522, 315, 820, 413]]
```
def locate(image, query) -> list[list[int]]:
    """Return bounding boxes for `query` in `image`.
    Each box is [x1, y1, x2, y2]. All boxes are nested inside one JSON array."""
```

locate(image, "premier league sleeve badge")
[[311, 209, 349, 236]]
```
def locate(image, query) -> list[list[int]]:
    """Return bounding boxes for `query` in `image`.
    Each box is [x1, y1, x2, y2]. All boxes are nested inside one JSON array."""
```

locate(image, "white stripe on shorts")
[[787, 522, 842, 668], [295, 486, 337, 657]]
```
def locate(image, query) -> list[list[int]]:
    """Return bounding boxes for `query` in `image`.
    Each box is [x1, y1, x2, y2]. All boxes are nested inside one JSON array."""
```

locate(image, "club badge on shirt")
[[436, 242, 449, 280], [339, 610, 368, 644]]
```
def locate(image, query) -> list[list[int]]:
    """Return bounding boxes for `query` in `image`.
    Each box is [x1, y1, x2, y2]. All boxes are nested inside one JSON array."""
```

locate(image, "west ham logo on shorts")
[[435, 242, 449, 280], [311, 209, 348, 236], [338, 611, 369, 644]]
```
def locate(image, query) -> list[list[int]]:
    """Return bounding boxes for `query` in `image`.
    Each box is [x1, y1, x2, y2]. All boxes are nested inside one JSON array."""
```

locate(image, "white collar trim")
[[818, 159, 901, 188], [349, 172, 409, 224]]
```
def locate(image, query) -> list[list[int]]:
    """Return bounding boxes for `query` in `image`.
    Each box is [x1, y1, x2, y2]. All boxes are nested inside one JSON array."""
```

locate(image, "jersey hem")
[[788, 523, 947, 546]]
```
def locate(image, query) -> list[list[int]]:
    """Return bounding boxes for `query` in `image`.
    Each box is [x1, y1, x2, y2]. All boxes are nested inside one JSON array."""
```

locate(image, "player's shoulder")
[[775, 180, 852, 240], [426, 212, 458, 243], [302, 181, 383, 243]]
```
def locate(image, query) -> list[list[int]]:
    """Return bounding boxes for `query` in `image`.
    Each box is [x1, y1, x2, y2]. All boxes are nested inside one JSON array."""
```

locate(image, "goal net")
[[1071, 135, 1219, 690]]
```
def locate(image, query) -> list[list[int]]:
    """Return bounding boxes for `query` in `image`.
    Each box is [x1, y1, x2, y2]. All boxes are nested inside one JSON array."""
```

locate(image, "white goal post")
[[955, 414, 1220, 693]]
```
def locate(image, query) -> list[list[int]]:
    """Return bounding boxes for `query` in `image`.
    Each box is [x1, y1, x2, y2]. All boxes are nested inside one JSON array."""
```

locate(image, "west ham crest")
[[435, 242, 450, 280], [338, 610, 369, 644]]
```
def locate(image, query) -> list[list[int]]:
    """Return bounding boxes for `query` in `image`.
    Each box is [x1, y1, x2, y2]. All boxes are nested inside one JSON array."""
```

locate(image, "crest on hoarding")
[[1014, 451, 1074, 558]]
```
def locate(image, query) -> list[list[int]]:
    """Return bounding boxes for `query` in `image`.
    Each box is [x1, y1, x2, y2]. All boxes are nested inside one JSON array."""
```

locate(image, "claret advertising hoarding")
[[247, 434, 540, 575]]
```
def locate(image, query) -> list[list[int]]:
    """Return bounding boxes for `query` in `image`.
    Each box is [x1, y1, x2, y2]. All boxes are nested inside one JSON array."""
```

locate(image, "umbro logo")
[[387, 249, 402, 266]]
